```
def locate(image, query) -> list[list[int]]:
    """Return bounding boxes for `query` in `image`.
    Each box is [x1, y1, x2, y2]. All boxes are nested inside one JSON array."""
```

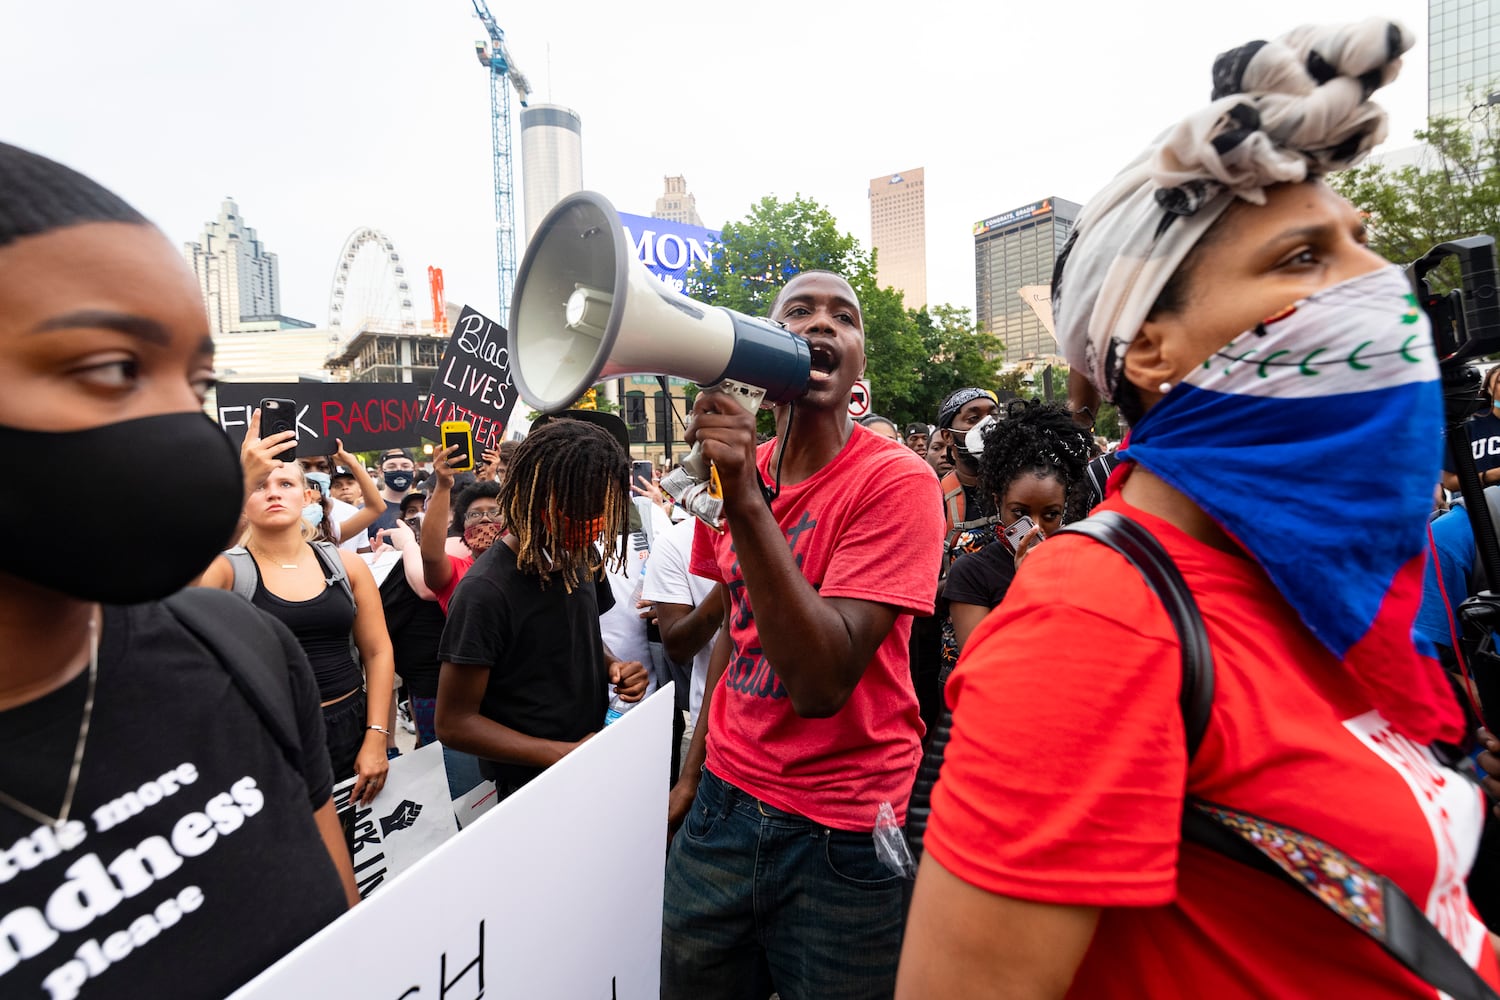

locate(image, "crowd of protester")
[[11, 12, 1500, 1000]]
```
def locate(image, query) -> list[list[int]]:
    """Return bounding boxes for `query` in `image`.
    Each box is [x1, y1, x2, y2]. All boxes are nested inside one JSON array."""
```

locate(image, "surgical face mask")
[[959, 415, 999, 463], [305, 471, 331, 496], [302, 503, 325, 528], [0, 413, 242, 603], [383, 469, 415, 492]]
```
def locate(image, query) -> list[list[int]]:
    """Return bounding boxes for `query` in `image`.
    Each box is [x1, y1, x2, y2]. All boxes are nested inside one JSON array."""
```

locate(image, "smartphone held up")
[[442, 420, 475, 472], [1002, 515, 1042, 554], [258, 397, 298, 461]]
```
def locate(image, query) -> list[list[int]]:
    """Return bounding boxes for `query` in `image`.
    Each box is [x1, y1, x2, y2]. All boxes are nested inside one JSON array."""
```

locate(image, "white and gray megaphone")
[[509, 191, 811, 527]]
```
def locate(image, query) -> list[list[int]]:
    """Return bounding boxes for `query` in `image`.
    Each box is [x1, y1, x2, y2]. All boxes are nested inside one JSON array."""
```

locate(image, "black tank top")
[[249, 553, 363, 700]]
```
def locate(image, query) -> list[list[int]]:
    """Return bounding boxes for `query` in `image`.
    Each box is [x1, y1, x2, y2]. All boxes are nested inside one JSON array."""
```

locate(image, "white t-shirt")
[[328, 497, 366, 552], [599, 530, 656, 698], [640, 516, 716, 726]]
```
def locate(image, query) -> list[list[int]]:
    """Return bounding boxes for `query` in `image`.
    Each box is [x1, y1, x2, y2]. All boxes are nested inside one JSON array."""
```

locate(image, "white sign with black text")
[[231, 685, 674, 1000]]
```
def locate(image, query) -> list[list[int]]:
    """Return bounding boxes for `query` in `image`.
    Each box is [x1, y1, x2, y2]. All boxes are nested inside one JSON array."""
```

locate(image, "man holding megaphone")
[[660, 270, 945, 1000]]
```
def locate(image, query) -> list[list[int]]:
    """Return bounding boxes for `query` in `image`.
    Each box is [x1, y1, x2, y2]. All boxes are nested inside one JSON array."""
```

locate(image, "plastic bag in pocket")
[[873, 801, 916, 879]]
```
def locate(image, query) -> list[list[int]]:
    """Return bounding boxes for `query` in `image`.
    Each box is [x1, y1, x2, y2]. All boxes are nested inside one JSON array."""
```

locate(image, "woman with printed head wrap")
[[898, 20, 1500, 998], [0, 142, 354, 999]]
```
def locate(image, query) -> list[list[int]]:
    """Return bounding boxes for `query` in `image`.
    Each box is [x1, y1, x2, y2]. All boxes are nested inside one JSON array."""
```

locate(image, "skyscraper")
[[183, 198, 284, 335], [1429, 0, 1500, 123], [868, 168, 926, 309], [973, 197, 1081, 361], [519, 104, 584, 241], [652, 175, 705, 227]]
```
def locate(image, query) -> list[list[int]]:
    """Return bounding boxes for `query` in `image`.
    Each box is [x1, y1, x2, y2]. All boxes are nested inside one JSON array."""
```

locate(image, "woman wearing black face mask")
[[0, 143, 355, 999]]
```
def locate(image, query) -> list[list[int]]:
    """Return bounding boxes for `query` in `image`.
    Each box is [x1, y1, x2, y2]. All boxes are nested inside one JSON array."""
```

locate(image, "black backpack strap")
[[1057, 510, 1214, 757], [1061, 511, 1498, 1000], [163, 588, 304, 773]]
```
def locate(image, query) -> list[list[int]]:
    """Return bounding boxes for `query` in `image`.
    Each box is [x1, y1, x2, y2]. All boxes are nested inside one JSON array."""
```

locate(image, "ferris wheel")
[[327, 227, 417, 332]]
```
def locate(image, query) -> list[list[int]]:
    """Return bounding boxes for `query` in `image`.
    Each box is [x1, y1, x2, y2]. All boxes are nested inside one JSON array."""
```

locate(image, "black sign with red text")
[[418, 305, 518, 452], [216, 382, 426, 455]]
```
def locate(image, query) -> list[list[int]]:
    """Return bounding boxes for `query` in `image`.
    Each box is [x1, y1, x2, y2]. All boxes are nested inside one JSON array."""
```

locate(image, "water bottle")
[[605, 690, 638, 726]]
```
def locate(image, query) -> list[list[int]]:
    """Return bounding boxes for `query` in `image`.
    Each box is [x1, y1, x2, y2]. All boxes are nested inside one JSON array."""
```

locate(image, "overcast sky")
[[3, 0, 1435, 329]]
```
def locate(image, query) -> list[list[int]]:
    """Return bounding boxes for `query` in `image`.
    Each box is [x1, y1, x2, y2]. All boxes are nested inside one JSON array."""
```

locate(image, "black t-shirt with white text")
[[438, 543, 609, 788], [0, 602, 346, 999], [1444, 411, 1500, 477]]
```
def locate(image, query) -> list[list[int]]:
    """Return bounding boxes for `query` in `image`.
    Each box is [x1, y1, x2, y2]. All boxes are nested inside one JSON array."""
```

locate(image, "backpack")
[[940, 471, 1000, 579], [162, 588, 304, 776], [223, 541, 360, 668]]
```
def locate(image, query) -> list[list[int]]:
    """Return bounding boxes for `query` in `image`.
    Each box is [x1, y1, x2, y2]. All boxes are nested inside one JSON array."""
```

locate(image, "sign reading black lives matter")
[[216, 382, 425, 456], [420, 305, 517, 450]]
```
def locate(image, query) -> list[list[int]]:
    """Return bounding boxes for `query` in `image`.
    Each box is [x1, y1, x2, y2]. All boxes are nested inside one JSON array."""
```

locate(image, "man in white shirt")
[[641, 515, 722, 777]]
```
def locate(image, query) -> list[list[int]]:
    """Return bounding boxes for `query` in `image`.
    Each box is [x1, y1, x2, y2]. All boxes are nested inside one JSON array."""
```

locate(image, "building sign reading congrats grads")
[[420, 305, 519, 450]]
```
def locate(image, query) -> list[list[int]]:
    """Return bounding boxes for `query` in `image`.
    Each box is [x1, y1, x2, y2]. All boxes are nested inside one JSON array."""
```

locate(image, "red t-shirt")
[[927, 493, 1500, 997], [436, 553, 475, 614], [692, 423, 944, 830]]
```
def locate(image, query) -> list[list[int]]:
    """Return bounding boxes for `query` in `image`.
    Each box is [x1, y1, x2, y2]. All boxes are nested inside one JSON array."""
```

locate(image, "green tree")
[[901, 305, 1011, 427], [1330, 117, 1500, 275]]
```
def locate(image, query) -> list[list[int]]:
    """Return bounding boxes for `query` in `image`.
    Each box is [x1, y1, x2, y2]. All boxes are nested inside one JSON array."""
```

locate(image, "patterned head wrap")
[[1052, 18, 1414, 398], [0, 142, 147, 250], [938, 387, 999, 429]]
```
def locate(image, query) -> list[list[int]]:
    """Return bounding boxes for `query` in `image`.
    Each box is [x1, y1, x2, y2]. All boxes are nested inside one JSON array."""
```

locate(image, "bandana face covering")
[[1121, 264, 1462, 743], [463, 521, 503, 555]]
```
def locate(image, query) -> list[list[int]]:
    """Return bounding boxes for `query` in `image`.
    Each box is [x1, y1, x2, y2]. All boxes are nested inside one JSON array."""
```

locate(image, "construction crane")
[[428, 266, 449, 338], [471, 0, 531, 328]]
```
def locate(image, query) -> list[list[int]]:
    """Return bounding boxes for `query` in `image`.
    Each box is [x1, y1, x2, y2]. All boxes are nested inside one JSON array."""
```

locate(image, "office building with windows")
[[973, 197, 1080, 361], [652, 176, 705, 227], [519, 104, 584, 241], [869, 168, 927, 308], [1430, 0, 1500, 123], [184, 198, 291, 335]]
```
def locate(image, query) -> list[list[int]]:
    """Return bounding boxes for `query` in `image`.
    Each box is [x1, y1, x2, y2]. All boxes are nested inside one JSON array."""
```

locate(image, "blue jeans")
[[661, 769, 906, 1000]]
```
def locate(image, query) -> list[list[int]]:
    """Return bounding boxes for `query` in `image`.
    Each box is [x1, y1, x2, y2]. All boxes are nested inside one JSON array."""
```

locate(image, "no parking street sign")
[[848, 379, 872, 418]]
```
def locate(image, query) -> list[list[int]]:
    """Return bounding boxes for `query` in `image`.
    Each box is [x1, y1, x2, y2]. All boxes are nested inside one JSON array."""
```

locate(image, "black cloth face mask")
[[383, 470, 414, 492], [0, 413, 243, 603]]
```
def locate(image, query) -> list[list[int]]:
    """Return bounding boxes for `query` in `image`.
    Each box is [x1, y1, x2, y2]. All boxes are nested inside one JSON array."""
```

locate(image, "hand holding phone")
[[258, 398, 298, 462], [1002, 515, 1042, 554], [441, 421, 475, 473]]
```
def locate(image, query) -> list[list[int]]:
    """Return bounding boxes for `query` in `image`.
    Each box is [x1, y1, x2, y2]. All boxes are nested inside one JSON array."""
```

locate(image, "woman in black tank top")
[[201, 448, 395, 813]]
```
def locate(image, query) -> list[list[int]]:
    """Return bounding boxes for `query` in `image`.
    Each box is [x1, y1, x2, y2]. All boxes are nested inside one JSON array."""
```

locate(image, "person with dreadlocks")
[[434, 417, 649, 801], [0, 142, 354, 998], [899, 18, 1499, 998], [660, 269, 945, 1000], [942, 400, 1093, 659]]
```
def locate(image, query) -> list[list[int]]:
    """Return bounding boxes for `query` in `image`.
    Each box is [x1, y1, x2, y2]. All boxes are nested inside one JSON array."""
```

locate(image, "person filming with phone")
[[199, 420, 396, 853], [942, 400, 1094, 659]]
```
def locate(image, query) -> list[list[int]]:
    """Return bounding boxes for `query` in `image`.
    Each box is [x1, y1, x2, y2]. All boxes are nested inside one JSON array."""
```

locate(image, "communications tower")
[[471, 0, 531, 327]]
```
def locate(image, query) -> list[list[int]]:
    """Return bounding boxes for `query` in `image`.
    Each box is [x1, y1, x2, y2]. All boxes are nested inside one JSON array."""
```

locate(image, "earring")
[[1158, 381, 1173, 394]]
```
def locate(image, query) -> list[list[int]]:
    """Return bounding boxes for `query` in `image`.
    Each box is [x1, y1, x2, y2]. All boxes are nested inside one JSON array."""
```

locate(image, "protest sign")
[[453, 779, 499, 830], [331, 743, 458, 899], [231, 684, 673, 1000], [420, 305, 518, 451], [216, 382, 425, 456]]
